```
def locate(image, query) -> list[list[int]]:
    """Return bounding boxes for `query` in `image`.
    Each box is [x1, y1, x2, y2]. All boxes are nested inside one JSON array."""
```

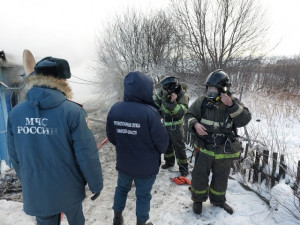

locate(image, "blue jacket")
[[7, 85, 103, 216], [106, 71, 169, 178]]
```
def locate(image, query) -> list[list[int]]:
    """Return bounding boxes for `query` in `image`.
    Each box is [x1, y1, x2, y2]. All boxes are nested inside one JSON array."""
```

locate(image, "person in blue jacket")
[[7, 56, 103, 225], [106, 71, 169, 225]]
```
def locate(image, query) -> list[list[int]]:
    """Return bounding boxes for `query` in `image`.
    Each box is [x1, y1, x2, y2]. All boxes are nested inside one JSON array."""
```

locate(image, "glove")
[[91, 192, 100, 201]]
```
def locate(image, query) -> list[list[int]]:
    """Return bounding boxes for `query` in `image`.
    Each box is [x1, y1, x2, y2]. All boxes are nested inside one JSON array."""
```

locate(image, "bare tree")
[[96, 9, 181, 98], [170, 0, 269, 78]]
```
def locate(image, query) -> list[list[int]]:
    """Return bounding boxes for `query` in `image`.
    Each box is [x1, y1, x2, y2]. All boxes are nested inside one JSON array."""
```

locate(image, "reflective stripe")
[[215, 152, 240, 159], [165, 152, 175, 158], [194, 144, 240, 159], [187, 118, 197, 128], [209, 187, 226, 196], [179, 104, 187, 112], [154, 102, 161, 107], [164, 118, 183, 126], [162, 104, 183, 115], [230, 105, 243, 118], [177, 158, 188, 164], [172, 104, 181, 114], [156, 93, 162, 100], [200, 118, 232, 128], [191, 186, 208, 195], [161, 104, 171, 114]]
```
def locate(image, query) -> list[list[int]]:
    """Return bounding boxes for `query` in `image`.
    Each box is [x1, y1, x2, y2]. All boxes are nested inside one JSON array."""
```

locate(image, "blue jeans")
[[36, 203, 85, 225], [113, 172, 156, 222]]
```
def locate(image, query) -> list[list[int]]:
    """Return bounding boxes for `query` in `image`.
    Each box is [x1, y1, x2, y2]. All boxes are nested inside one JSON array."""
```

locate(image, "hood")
[[26, 87, 66, 109], [123, 71, 154, 104], [25, 75, 72, 110]]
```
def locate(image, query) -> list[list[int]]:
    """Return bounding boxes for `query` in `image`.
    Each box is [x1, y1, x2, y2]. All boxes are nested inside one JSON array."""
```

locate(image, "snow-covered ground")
[[1, 67, 299, 224], [1, 139, 299, 225]]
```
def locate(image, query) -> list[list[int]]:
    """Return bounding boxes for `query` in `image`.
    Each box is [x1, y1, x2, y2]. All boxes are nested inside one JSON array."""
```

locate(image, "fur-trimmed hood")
[[24, 75, 72, 111], [25, 75, 72, 99]]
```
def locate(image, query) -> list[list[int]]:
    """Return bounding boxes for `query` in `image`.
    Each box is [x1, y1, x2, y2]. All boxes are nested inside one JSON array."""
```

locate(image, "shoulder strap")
[[201, 97, 208, 117]]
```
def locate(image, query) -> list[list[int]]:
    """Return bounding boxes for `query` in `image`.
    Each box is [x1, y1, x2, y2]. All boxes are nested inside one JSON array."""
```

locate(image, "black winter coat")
[[106, 71, 169, 178]]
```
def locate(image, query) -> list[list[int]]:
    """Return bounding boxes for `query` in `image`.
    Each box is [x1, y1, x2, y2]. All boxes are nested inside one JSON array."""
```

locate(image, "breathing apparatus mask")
[[205, 69, 231, 102], [160, 76, 179, 101]]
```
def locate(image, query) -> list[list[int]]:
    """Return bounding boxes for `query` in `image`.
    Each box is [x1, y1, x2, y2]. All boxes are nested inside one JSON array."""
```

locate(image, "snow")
[[270, 182, 300, 225], [1, 70, 299, 224], [0, 160, 10, 176], [0, 148, 286, 225], [0, 136, 299, 224]]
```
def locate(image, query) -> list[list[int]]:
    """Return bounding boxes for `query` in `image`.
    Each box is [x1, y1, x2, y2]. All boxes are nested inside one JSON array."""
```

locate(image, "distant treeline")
[[228, 56, 300, 96], [95, 0, 299, 98]]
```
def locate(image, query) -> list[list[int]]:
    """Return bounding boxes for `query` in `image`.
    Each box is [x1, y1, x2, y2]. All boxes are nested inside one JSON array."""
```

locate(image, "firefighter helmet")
[[205, 69, 231, 93], [160, 76, 179, 93]]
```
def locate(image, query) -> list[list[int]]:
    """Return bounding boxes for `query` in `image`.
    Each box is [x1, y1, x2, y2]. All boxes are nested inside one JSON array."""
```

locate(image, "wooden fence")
[[185, 131, 300, 194], [233, 143, 299, 193]]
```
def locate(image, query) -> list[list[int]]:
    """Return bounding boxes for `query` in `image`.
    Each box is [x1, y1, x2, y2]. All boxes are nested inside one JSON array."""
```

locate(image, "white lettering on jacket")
[[114, 121, 140, 135], [17, 117, 58, 135]]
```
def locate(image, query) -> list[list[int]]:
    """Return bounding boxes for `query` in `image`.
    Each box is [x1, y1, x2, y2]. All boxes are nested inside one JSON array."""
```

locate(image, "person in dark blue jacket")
[[7, 56, 103, 225], [106, 71, 169, 225]]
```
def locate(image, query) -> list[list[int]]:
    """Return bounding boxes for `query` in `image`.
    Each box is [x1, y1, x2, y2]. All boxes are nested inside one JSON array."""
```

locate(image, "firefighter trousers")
[[191, 151, 232, 205], [164, 125, 188, 172]]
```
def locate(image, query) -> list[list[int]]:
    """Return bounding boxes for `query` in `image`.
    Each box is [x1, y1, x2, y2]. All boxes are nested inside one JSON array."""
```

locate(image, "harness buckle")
[[171, 118, 176, 130]]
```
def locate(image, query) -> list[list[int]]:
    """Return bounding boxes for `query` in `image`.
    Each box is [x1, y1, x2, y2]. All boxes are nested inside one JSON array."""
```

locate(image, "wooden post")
[[261, 150, 269, 183], [271, 152, 278, 187], [244, 143, 249, 159], [241, 143, 249, 177], [278, 155, 285, 181], [294, 160, 300, 194], [253, 151, 260, 183], [283, 165, 287, 179]]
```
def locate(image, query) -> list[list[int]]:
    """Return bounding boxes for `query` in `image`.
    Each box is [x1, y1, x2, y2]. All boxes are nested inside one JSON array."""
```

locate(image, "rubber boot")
[[179, 163, 189, 177], [193, 202, 202, 214], [113, 211, 124, 225], [216, 202, 233, 214], [161, 162, 174, 169]]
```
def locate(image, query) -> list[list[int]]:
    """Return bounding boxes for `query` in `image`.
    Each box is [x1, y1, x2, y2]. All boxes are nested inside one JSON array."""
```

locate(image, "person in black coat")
[[106, 71, 169, 225]]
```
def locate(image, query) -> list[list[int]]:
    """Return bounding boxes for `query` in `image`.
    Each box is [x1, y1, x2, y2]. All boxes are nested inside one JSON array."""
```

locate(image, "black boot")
[[216, 203, 233, 214], [137, 221, 153, 225], [161, 162, 174, 169], [113, 211, 124, 225], [180, 170, 189, 177], [180, 164, 189, 176], [193, 202, 202, 214]]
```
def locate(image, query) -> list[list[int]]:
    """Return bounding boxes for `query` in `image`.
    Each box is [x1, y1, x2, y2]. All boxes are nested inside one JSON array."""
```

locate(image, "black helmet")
[[160, 76, 179, 92], [205, 69, 231, 93]]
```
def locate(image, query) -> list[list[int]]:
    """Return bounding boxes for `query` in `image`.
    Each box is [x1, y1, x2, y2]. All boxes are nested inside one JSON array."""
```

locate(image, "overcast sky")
[[1, 0, 300, 69]]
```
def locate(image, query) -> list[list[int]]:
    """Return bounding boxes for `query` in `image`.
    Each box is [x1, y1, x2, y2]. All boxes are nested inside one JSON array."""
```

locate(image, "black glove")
[[91, 192, 100, 201]]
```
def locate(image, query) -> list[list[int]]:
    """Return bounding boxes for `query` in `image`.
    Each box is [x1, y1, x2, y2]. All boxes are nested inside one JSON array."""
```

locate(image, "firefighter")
[[184, 69, 251, 214], [154, 76, 189, 176]]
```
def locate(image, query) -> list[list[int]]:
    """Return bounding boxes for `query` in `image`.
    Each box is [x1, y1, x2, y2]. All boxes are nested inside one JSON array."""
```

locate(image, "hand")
[[220, 93, 233, 106], [170, 93, 177, 102], [91, 192, 100, 201], [194, 123, 208, 136]]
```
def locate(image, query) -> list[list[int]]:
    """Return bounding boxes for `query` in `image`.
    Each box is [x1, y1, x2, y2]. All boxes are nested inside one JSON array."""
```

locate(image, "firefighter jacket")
[[184, 95, 251, 159], [154, 86, 189, 127]]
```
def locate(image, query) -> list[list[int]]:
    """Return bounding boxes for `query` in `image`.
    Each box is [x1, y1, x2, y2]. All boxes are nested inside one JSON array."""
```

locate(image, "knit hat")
[[34, 57, 71, 79]]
